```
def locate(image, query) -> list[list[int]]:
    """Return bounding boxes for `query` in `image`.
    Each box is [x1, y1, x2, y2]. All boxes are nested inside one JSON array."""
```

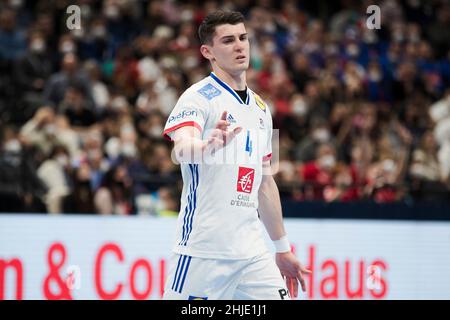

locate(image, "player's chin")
[[232, 62, 249, 72]]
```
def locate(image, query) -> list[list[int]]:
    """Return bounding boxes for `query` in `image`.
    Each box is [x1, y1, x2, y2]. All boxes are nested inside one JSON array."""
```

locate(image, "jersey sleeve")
[[163, 91, 208, 141]]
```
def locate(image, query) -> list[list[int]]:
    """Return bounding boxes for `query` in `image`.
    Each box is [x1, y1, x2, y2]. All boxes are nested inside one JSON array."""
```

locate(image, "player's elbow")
[[173, 138, 204, 164]]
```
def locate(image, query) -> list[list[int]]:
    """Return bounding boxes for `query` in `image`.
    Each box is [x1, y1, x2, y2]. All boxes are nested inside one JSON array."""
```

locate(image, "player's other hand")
[[206, 111, 242, 153], [276, 251, 311, 299]]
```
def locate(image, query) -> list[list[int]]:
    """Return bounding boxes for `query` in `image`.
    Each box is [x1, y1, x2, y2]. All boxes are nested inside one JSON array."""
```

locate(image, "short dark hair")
[[198, 10, 245, 45]]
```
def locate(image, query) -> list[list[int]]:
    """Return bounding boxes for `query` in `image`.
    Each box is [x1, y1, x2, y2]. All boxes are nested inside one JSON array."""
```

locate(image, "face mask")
[[105, 137, 121, 159], [325, 44, 338, 56], [31, 39, 46, 53], [9, 0, 23, 8], [313, 129, 330, 143], [45, 124, 56, 135], [393, 31, 404, 42], [60, 41, 75, 54], [408, 33, 420, 43], [182, 56, 198, 70], [363, 30, 378, 44], [410, 163, 426, 178], [4, 139, 22, 153], [369, 70, 382, 82], [263, 41, 276, 53], [104, 5, 120, 19], [121, 143, 137, 158], [148, 125, 163, 138], [292, 98, 307, 116], [72, 28, 84, 39], [56, 154, 69, 167], [92, 26, 106, 38], [180, 9, 193, 22], [263, 23, 276, 33], [319, 155, 336, 169], [87, 149, 101, 161], [382, 159, 396, 173], [346, 44, 360, 57]]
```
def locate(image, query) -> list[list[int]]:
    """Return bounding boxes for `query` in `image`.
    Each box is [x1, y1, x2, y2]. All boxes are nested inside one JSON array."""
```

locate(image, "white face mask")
[[292, 98, 307, 116], [369, 70, 382, 82], [92, 26, 106, 38], [313, 129, 330, 143], [346, 43, 360, 57], [180, 9, 193, 22], [60, 41, 75, 54], [121, 143, 137, 158], [263, 41, 276, 53], [182, 56, 199, 70], [31, 39, 46, 53], [363, 30, 378, 44], [105, 137, 121, 159], [382, 159, 396, 173], [56, 154, 69, 167], [410, 163, 426, 178], [72, 28, 84, 39], [45, 124, 56, 135], [325, 44, 338, 56], [148, 125, 163, 138], [4, 139, 22, 153], [319, 155, 336, 169], [9, 0, 23, 9], [104, 5, 120, 19], [393, 30, 404, 42]]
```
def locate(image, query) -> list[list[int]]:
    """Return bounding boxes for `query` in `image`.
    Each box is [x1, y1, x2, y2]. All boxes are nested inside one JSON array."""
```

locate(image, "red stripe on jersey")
[[163, 121, 203, 141], [263, 153, 272, 161]]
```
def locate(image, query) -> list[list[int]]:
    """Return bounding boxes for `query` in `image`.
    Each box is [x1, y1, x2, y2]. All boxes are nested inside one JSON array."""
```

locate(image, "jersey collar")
[[210, 72, 250, 105]]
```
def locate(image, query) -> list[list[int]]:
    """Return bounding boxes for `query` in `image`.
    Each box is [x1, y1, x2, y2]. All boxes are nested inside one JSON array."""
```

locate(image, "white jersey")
[[163, 72, 273, 260]]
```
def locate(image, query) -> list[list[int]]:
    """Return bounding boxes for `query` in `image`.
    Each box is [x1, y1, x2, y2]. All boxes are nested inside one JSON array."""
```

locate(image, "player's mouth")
[[236, 55, 246, 62]]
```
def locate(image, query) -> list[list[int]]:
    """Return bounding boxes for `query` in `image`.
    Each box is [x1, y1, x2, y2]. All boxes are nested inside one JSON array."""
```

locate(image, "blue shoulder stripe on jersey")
[[179, 164, 196, 245], [174, 255, 187, 292], [210, 72, 250, 105], [182, 164, 199, 246], [171, 255, 183, 290], [178, 256, 192, 293]]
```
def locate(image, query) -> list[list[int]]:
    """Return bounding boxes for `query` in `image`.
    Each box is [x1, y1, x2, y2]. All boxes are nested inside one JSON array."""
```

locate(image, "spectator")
[[94, 163, 133, 215], [299, 143, 337, 200], [37, 145, 72, 214], [13, 31, 53, 120], [43, 52, 94, 108], [0, 8, 26, 60]]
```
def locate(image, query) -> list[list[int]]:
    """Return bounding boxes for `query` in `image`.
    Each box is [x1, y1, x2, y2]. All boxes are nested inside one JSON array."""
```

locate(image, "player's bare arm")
[[172, 111, 242, 163], [258, 166, 312, 298]]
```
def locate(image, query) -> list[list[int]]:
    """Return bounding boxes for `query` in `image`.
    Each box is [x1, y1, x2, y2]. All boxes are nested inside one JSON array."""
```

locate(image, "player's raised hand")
[[206, 111, 242, 153]]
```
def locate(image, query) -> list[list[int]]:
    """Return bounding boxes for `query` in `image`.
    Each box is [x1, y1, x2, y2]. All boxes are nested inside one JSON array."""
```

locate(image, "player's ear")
[[200, 44, 214, 61]]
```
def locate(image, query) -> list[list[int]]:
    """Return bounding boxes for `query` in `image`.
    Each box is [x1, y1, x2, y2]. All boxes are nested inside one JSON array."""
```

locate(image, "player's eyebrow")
[[219, 33, 248, 41]]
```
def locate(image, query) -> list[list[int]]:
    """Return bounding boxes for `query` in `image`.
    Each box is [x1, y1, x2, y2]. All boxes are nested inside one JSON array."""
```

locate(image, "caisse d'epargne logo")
[[237, 167, 255, 193]]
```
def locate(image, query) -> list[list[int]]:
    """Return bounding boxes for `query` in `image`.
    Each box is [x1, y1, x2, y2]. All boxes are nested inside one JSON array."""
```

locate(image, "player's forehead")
[[213, 23, 247, 41]]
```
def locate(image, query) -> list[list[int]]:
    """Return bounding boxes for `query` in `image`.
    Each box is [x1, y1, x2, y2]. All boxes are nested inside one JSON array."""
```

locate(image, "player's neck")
[[211, 68, 247, 91]]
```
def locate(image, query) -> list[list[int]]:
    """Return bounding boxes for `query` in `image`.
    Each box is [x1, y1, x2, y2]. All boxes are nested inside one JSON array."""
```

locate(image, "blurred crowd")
[[1, 0, 450, 215]]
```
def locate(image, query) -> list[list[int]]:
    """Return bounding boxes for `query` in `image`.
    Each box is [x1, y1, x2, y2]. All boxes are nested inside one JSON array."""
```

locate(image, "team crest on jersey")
[[198, 83, 222, 100], [253, 93, 267, 113], [237, 167, 255, 193]]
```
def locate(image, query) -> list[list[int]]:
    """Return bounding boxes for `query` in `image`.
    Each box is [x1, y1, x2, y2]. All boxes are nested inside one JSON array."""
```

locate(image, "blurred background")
[[0, 0, 450, 300], [1, 0, 450, 214]]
